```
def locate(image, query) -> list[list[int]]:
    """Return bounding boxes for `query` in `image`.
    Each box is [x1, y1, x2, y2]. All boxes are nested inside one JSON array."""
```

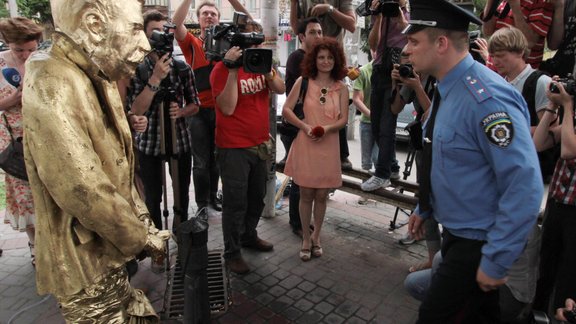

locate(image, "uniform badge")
[[481, 112, 514, 148]]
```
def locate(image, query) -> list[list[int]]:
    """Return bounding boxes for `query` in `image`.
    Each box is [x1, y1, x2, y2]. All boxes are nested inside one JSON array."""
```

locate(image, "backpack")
[[522, 70, 560, 182]]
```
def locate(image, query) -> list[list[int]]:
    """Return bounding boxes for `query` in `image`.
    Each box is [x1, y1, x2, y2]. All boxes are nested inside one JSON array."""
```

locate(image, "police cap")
[[403, 0, 483, 34]]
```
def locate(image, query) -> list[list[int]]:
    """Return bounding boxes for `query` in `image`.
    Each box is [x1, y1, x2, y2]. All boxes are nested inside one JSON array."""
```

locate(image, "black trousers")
[[188, 108, 219, 208], [417, 230, 500, 324], [217, 147, 267, 260], [139, 152, 192, 230], [533, 199, 576, 312], [280, 133, 302, 230]]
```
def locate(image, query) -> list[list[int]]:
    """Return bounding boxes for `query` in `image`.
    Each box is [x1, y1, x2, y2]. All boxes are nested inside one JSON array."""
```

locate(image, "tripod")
[[389, 146, 417, 231]]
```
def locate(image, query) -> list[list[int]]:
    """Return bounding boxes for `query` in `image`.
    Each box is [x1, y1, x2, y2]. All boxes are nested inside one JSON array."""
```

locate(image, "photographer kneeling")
[[210, 23, 285, 274], [533, 79, 576, 317]]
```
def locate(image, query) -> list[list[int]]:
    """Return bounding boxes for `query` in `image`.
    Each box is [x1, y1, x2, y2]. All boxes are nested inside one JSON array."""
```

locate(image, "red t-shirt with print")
[[210, 61, 270, 148]]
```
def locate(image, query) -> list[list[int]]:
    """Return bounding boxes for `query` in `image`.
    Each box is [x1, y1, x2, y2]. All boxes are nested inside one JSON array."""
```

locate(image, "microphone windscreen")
[[2, 68, 21, 88]]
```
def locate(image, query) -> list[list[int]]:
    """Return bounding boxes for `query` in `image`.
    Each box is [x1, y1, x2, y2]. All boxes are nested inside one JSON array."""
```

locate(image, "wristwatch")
[[147, 82, 160, 92], [328, 5, 334, 14]]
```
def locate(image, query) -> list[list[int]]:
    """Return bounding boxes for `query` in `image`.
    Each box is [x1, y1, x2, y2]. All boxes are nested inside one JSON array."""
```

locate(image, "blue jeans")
[[404, 251, 442, 301], [217, 147, 267, 260], [370, 64, 400, 179], [360, 121, 378, 170], [188, 108, 219, 208]]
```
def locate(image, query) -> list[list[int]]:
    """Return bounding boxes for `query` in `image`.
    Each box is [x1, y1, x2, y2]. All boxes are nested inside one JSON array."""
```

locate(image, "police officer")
[[405, 0, 544, 322]]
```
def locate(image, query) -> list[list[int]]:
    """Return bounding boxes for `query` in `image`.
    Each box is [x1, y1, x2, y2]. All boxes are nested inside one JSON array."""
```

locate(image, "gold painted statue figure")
[[22, 0, 169, 322]]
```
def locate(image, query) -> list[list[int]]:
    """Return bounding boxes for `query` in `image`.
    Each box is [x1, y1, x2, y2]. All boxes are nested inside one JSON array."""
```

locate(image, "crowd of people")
[[0, 0, 575, 322]]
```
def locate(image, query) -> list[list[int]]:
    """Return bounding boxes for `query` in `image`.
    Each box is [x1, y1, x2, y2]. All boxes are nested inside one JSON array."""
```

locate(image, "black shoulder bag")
[[0, 114, 28, 181], [278, 78, 309, 137]]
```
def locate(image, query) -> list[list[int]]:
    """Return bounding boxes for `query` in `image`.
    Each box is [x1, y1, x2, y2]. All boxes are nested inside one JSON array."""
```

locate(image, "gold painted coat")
[[22, 32, 149, 297]]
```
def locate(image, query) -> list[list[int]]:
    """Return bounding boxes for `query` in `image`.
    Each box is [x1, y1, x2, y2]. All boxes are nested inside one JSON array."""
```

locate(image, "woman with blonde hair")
[[0, 17, 43, 265], [283, 38, 349, 261]]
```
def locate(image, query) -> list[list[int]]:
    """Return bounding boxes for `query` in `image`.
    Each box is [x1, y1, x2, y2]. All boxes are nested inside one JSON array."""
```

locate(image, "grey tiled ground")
[[0, 123, 428, 323]]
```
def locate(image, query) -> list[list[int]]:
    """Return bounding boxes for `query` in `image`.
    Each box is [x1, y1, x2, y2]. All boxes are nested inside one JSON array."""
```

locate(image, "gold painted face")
[[91, 0, 150, 80]]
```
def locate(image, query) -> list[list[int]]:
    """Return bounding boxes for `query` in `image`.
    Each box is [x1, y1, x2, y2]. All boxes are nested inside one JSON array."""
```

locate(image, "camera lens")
[[398, 64, 414, 78]]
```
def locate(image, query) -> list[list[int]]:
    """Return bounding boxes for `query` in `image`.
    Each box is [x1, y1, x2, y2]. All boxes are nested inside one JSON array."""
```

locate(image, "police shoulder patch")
[[480, 112, 514, 148]]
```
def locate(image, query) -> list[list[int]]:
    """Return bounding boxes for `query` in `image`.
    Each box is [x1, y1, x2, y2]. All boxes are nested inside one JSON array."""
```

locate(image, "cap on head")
[[403, 0, 482, 34]]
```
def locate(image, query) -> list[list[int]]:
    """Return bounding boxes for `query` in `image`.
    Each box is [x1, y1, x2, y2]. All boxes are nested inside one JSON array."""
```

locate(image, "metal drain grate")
[[165, 249, 230, 319]]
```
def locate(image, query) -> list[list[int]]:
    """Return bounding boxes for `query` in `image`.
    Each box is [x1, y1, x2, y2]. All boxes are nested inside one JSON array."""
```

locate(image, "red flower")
[[311, 126, 325, 138]]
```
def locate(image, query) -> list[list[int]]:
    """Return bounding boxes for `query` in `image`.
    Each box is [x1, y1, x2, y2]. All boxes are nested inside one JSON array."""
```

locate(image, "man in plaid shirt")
[[128, 10, 200, 234]]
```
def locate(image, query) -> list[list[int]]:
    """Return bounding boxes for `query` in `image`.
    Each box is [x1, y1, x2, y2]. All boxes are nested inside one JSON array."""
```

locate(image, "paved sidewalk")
[[0, 187, 427, 324], [0, 121, 429, 323]]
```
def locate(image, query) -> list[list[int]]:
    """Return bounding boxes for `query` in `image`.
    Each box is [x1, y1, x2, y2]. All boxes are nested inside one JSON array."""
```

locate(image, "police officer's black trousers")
[[417, 230, 500, 324]]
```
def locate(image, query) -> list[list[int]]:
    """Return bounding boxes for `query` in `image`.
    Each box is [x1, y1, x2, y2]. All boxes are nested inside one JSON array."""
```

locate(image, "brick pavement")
[[0, 124, 429, 323], [1, 187, 428, 324]]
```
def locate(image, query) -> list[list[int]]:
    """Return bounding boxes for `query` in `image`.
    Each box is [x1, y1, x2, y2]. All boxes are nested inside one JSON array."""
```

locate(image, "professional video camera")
[[549, 74, 576, 96], [356, 0, 400, 17], [204, 12, 272, 74], [149, 23, 176, 57]]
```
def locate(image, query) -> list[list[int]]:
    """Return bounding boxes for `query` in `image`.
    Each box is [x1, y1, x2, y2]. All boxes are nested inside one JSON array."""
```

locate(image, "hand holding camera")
[[392, 63, 420, 89], [150, 53, 172, 85]]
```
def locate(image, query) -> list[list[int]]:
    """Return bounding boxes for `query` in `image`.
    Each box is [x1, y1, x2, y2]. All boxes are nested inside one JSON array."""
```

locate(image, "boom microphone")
[[2, 68, 21, 88]]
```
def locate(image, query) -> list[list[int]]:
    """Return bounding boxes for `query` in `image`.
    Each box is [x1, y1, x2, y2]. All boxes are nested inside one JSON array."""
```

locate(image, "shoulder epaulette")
[[462, 75, 492, 103]]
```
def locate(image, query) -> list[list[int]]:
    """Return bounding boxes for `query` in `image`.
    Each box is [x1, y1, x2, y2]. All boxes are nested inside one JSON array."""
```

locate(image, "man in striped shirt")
[[482, 0, 554, 68]]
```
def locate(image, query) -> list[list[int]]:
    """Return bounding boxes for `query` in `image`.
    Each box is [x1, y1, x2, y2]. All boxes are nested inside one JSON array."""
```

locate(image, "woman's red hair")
[[301, 37, 347, 81]]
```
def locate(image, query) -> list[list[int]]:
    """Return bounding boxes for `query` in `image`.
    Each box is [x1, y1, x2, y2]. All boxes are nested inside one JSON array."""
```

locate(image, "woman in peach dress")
[[283, 38, 349, 261], [0, 18, 43, 264]]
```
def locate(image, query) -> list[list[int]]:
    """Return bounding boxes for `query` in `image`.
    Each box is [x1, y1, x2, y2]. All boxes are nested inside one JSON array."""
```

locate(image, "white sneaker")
[[390, 171, 401, 180], [361, 176, 391, 191]]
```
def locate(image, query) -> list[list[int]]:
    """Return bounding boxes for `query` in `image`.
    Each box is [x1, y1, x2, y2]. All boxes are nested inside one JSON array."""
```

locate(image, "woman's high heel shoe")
[[300, 248, 311, 261], [311, 238, 323, 257]]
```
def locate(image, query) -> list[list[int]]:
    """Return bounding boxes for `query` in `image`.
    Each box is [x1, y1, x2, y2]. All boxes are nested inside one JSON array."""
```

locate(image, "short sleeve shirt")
[[298, 0, 354, 40], [353, 61, 373, 123]]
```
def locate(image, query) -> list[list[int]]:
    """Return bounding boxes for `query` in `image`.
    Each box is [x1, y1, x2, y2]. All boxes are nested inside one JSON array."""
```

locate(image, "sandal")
[[408, 262, 431, 273], [28, 242, 35, 267], [299, 249, 311, 261], [311, 238, 323, 257]]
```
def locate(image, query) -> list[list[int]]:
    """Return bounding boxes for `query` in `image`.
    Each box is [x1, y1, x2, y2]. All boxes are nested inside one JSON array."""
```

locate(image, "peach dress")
[[284, 79, 343, 188]]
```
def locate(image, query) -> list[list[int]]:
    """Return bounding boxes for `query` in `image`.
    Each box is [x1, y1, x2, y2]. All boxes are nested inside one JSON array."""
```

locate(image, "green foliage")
[[0, 1, 9, 18], [16, 0, 52, 24]]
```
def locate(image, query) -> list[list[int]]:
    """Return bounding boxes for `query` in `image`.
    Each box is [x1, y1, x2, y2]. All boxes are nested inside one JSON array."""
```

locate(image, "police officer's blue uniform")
[[417, 54, 543, 279], [405, 0, 544, 322]]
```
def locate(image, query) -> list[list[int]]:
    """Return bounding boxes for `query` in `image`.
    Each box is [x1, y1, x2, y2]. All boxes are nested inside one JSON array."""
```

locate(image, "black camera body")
[[398, 63, 415, 78], [468, 30, 485, 64], [149, 23, 176, 57], [204, 12, 272, 74], [356, 0, 400, 17], [549, 74, 576, 96]]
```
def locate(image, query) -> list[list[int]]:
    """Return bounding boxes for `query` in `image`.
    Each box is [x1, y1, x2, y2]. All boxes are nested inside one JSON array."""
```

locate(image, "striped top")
[[494, 0, 553, 68]]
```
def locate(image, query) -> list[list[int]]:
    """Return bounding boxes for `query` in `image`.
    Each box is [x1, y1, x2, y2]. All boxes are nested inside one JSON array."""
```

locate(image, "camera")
[[204, 12, 273, 74], [398, 63, 414, 78], [356, 0, 400, 17], [468, 30, 485, 64], [149, 23, 176, 57], [549, 74, 576, 96]]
